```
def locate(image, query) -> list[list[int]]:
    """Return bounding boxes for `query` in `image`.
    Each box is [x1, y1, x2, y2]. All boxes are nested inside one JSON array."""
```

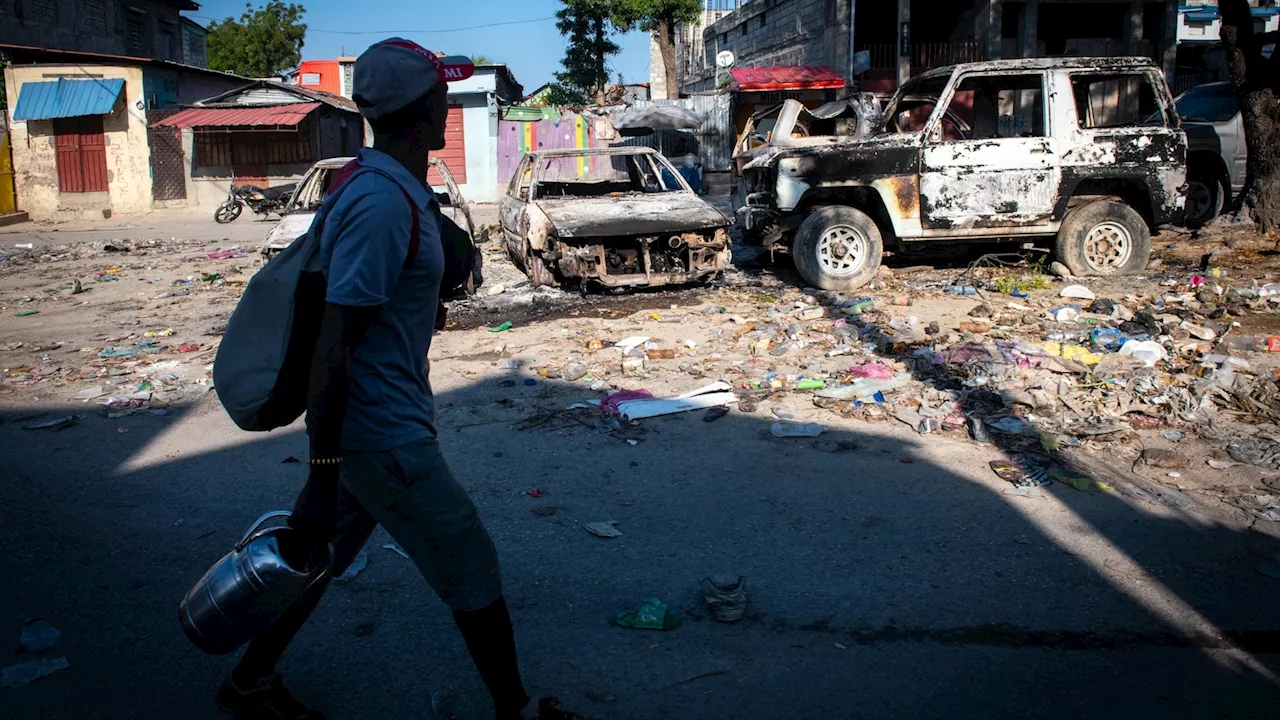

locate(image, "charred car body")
[[500, 147, 731, 288], [261, 157, 475, 259], [735, 57, 1188, 290]]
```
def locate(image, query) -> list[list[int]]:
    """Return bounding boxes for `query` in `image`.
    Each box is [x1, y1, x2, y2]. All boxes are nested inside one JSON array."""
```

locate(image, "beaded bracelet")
[[308, 457, 343, 466]]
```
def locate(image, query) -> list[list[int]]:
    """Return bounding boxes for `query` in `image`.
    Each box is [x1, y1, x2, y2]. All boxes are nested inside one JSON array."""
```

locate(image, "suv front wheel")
[[792, 206, 884, 291], [1053, 200, 1151, 276]]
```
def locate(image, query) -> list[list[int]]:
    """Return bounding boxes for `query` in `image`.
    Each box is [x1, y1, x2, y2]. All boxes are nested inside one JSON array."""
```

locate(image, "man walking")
[[214, 39, 580, 720]]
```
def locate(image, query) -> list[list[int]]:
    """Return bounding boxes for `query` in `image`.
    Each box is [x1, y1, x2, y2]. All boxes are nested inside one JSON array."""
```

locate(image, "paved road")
[[3, 362, 1279, 719]]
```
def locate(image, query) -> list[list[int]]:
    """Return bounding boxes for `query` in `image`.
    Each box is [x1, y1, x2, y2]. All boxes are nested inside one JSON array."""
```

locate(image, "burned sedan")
[[499, 147, 731, 288]]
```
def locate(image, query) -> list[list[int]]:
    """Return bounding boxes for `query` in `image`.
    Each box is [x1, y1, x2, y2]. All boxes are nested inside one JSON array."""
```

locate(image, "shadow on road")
[[1, 362, 1279, 719]]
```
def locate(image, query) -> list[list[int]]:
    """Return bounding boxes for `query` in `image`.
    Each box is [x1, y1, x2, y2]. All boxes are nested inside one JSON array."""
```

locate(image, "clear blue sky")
[[188, 0, 652, 93]]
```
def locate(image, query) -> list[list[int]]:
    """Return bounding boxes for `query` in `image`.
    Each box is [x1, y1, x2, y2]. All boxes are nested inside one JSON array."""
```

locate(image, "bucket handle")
[[236, 510, 292, 549]]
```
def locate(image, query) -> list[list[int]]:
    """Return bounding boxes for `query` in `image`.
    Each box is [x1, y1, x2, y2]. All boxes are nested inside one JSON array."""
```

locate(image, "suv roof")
[[913, 55, 1161, 82]]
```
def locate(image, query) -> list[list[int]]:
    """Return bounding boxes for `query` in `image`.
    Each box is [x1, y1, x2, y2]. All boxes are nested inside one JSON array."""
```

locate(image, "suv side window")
[[941, 73, 1047, 140], [1070, 72, 1167, 128]]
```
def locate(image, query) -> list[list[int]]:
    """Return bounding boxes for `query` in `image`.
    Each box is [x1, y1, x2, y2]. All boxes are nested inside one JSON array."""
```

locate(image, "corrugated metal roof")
[[627, 94, 734, 172], [12, 78, 125, 122], [153, 103, 321, 128], [731, 66, 846, 92]]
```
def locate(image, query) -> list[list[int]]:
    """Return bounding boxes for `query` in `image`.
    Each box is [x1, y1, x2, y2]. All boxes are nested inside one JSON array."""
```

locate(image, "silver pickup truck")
[[1177, 82, 1246, 227]]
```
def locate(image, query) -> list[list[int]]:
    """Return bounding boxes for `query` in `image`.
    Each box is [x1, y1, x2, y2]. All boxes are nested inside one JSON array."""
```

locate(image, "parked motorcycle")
[[214, 181, 298, 224]]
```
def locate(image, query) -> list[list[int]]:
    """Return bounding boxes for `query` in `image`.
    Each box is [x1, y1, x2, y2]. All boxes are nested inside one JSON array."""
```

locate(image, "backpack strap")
[[321, 159, 421, 270]]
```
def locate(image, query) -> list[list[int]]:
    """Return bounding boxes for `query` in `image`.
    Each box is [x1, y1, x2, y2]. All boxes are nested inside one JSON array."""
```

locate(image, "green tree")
[[207, 1, 308, 78], [611, 0, 701, 100], [471, 55, 494, 66], [1219, 0, 1279, 232], [551, 0, 619, 106]]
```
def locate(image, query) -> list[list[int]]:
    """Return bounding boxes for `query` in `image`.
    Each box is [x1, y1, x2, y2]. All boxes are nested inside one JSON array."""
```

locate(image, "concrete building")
[[673, 0, 1186, 97], [291, 58, 357, 98], [439, 64, 523, 204], [152, 81, 362, 209], [0, 0, 208, 67], [2, 47, 242, 221]]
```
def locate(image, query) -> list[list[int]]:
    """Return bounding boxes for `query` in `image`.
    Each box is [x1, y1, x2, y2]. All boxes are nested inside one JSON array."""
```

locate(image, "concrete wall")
[[454, 92, 501, 204], [0, 0, 192, 63], [3, 64, 152, 221], [683, 0, 852, 93]]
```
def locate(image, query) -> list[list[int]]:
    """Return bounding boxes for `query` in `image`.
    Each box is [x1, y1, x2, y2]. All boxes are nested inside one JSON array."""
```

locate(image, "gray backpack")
[[214, 161, 418, 432]]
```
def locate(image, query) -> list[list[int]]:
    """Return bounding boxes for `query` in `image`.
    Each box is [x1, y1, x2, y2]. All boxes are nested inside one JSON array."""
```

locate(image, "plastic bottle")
[[537, 368, 563, 379], [1222, 335, 1265, 352], [945, 285, 977, 295], [1090, 327, 1128, 350], [1046, 330, 1089, 342], [565, 362, 588, 381]]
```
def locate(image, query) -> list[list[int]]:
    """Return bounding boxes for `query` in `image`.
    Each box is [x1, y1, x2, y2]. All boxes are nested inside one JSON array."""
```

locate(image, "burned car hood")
[[536, 194, 729, 238], [742, 131, 920, 171]]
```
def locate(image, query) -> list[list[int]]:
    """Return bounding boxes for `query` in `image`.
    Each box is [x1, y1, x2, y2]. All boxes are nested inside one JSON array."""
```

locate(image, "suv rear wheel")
[[1053, 200, 1150, 276], [792, 206, 883, 291]]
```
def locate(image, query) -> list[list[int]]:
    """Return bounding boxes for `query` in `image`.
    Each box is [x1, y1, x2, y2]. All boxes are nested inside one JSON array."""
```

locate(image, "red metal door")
[[429, 104, 467, 185], [52, 116, 108, 193]]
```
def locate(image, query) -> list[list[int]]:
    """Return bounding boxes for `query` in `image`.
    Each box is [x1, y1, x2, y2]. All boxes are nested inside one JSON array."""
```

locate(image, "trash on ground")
[[0, 657, 70, 689], [23, 415, 80, 431], [19, 619, 61, 653], [614, 597, 682, 630], [334, 551, 369, 583], [382, 543, 410, 559], [584, 521, 623, 539], [700, 575, 748, 622], [602, 381, 734, 421], [771, 422, 825, 438], [488, 321, 513, 333]]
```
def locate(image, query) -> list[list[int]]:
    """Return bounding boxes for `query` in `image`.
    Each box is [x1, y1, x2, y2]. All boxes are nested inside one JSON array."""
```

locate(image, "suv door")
[[1063, 69, 1185, 225], [919, 71, 1060, 230]]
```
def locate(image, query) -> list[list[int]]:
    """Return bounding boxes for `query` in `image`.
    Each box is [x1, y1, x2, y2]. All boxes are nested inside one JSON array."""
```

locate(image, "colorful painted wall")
[[497, 112, 599, 186]]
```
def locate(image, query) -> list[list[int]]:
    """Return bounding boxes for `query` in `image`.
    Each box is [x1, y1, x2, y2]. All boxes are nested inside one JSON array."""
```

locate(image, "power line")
[[187, 14, 555, 35]]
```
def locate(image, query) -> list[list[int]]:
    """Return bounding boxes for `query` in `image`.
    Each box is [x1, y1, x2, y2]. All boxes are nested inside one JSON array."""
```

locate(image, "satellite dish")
[[716, 50, 736, 69]]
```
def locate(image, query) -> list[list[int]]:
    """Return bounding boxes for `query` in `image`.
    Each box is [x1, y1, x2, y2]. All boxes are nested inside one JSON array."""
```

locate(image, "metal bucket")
[[178, 511, 333, 655]]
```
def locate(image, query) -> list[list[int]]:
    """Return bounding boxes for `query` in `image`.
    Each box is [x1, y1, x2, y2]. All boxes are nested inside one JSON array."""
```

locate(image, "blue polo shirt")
[[316, 148, 444, 453]]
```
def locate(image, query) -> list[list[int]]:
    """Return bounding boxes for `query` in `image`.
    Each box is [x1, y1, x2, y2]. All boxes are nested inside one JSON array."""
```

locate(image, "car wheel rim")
[[1185, 181, 1212, 223], [816, 225, 868, 278], [1084, 221, 1133, 273]]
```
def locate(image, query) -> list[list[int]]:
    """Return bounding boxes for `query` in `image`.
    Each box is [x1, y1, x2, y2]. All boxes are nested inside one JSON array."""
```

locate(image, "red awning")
[[153, 103, 321, 128], [730, 66, 846, 92]]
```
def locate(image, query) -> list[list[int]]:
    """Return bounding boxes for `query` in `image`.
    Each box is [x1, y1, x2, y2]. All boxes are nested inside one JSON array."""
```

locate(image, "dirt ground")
[[2, 211, 1279, 718]]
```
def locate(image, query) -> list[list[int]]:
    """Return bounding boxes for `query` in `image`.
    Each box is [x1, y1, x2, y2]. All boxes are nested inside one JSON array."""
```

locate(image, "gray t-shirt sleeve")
[[325, 187, 413, 307]]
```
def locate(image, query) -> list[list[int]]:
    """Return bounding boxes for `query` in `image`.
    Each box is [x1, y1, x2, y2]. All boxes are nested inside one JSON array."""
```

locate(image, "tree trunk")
[[1219, 0, 1280, 233], [657, 17, 679, 100], [594, 16, 608, 105]]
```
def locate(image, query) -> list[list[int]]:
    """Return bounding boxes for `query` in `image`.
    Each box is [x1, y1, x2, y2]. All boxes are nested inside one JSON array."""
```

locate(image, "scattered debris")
[[1, 657, 70, 689], [23, 415, 80, 431], [700, 575, 748, 622], [18, 619, 61, 654], [334, 551, 369, 583], [614, 597, 682, 630], [382, 543, 410, 560], [584, 521, 623, 539]]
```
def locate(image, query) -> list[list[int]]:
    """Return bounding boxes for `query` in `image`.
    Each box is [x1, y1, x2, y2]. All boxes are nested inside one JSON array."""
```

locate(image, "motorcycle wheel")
[[214, 203, 243, 224]]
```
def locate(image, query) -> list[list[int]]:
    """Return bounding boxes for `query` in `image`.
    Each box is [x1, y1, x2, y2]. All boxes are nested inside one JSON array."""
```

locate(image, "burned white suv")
[[735, 57, 1188, 290]]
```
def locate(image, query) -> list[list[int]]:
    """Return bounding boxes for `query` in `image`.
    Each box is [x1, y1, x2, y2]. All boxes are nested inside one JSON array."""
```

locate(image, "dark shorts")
[[324, 438, 502, 612]]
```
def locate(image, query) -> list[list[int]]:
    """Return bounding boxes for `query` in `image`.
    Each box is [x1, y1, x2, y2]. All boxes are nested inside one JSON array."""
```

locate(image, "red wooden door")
[[231, 134, 269, 188], [429, 104, 467, 185], [52, 116, 108, 193]]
